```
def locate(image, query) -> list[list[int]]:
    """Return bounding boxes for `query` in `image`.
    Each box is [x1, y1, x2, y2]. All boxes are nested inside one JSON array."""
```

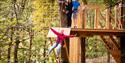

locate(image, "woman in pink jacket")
[[47, 28, 75, 59]]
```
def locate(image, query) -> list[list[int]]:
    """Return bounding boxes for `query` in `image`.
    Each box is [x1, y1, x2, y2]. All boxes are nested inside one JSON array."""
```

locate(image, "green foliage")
[[86, 36, 107, 58], [87, 0, 104, 4], [103, 0, 118, 7], [0, 0, 119, 62]]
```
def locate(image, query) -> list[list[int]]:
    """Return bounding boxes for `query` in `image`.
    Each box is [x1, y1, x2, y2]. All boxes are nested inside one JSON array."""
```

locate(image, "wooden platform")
[[71, 28, 125, 36]]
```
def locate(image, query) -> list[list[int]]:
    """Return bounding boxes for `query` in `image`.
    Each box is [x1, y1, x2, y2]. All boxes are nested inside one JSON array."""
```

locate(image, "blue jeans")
[[48, 42, 62, 57], [73, 10, 78, 19]]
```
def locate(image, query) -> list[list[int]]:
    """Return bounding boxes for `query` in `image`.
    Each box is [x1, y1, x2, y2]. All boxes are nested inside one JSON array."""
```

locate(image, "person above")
[[72, 0, 80, 28], [63, 0, 73, 28]]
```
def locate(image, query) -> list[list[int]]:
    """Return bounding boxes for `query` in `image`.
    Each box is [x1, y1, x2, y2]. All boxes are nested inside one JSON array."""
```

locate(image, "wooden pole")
[[69, 37, 85, 63], [120, 0, 125, 63], [69, 4, 86, 63], [106, 9, 110, 29], [94, 8, 99, 29], [83, 7, 86, 29], [114, 5, 118, 29], [120, 37, 125, 63]]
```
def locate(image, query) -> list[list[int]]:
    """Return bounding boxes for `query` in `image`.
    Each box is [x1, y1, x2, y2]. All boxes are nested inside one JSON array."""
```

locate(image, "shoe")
[[67, 26, 71, 28]]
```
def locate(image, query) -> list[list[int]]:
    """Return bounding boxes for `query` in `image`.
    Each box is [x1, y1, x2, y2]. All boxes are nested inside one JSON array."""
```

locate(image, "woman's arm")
[[50, 28, 61, 36], [64, 34, 75, 38]]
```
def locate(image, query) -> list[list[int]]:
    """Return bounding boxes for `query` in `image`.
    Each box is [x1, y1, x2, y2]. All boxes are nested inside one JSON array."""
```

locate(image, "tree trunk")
[[8, 28, 13, 63], [8, 43, 12, 63], [59, 0, 67, 27], [14, 38, 20, 63], [28, 30, 33, 63], [0, 47, 1, 60], [43, 40, 47, 63]]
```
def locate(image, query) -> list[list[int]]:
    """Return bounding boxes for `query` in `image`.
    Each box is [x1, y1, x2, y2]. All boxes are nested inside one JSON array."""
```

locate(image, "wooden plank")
[[78, 5, 85, 28], [71, 28, 125, 36], [86, 4, 105, 9], [94, 8, 99, 29], [69, 37, 83, 63], [109, 36, 120, 49], [69, 4, 85, 63], [82, 6, 87, 29], [114, 5, 118, 29], [106, 9, 110, 29]]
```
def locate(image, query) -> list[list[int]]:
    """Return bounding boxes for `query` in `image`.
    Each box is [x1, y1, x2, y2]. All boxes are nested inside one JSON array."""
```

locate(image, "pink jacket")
[[51, 28, 74, 45]]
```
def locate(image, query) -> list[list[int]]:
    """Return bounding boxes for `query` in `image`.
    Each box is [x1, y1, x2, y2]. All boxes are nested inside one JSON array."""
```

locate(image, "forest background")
[[0, 0, 118, 63]]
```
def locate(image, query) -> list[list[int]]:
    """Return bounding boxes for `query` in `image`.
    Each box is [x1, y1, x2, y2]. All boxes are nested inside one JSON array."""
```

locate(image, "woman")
[[47, 28, 75, 59]]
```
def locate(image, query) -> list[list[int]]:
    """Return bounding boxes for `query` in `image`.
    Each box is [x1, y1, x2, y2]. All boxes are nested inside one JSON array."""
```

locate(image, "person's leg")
[[48, 42, 58, 56], [55, 43, 62, 58], [73, 12, 77, 28], [67, 13, 72, 27]]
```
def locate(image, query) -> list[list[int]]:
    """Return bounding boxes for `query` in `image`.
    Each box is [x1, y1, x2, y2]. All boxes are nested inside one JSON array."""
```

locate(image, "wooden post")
[[106, 9, 110, 29], [78, 7, 84, 28], [94, 8, 99, 29], [69, 37, 85, 63], [82, 6, 87, 29], [121, 1, 125, 28], [114, 5, 118, 29], [69, 4, 86, 63], [120, 0, 125, 63], [120, 37, 125, 63]]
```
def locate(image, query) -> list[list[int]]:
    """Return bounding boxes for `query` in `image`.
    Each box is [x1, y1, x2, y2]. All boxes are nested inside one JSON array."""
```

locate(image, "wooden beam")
[[120, 0, 125, 63], [83, 7, 87, 29], [69, 37, 80, 63], [94, 8, 99, 29], [86, 4, 105, 9], [109, 36, 120, 49], [114, 5, 118, 29], [71, 28, 125, 36], [120, 37, 125, 63], [121, 0, 125, 28], [106, 9, 110, 29], [100, 36, 120, 63], [69, 37, 85, 63], [69, 4, 85, 63]]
